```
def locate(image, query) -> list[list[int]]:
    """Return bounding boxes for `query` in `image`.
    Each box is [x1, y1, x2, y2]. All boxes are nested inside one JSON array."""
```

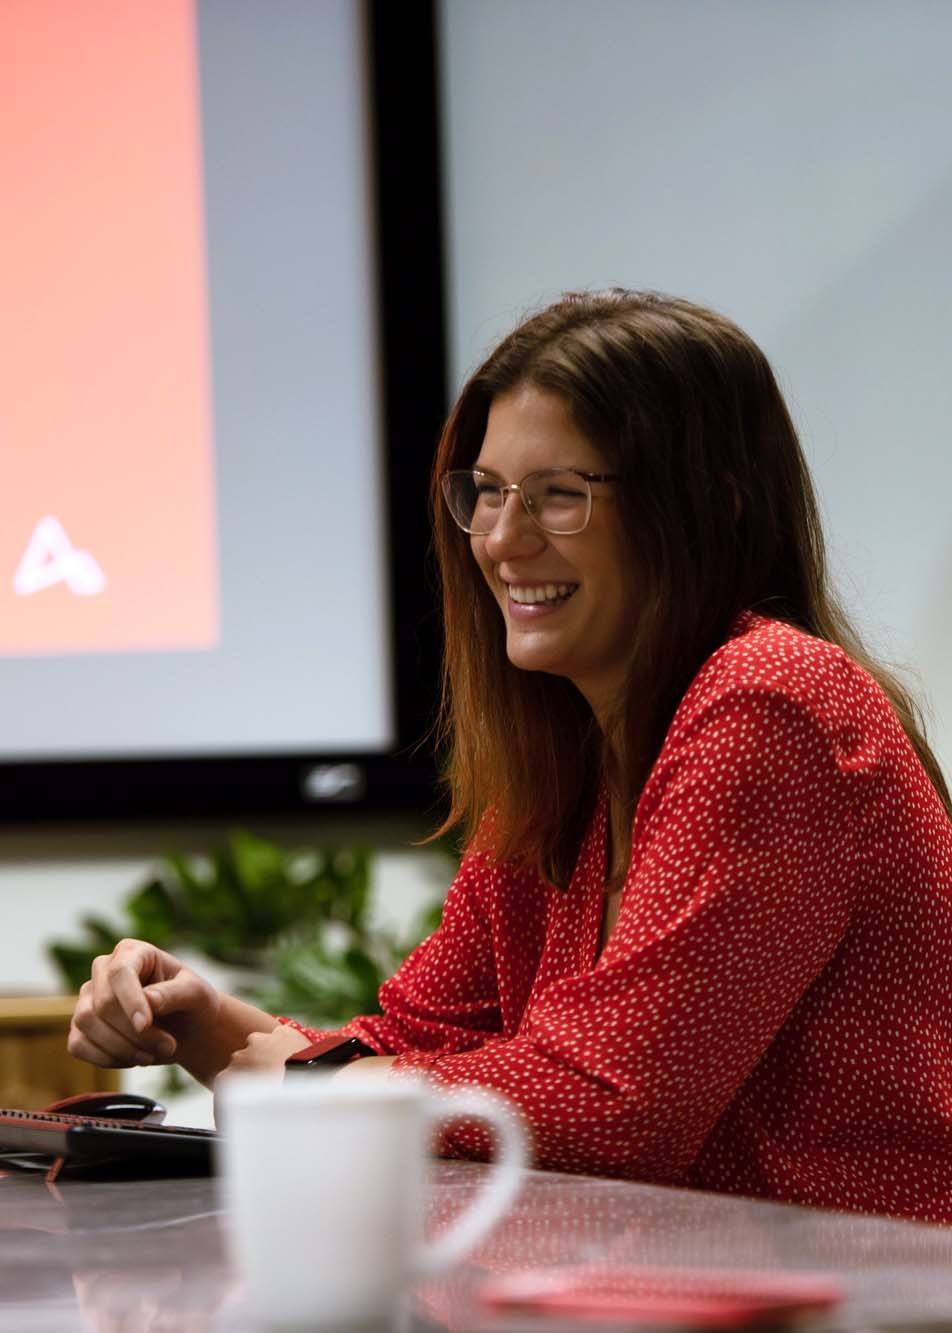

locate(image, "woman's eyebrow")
[[471, 462, 504, 478]]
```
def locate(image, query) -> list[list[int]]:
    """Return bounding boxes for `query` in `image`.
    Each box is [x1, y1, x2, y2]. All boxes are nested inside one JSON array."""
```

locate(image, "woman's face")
[[471, 384, 636, 725]]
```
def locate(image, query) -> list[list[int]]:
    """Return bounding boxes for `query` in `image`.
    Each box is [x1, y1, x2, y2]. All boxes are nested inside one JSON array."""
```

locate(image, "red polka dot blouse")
[[287, 612, 952, 1222]]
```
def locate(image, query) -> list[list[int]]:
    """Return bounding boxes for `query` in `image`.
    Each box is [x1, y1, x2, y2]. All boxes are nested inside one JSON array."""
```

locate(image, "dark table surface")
[[2, 1159, 952, 1331]]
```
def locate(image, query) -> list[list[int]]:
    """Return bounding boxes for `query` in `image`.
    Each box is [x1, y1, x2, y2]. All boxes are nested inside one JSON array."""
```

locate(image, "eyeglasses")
[[441, 468, 618, 536]]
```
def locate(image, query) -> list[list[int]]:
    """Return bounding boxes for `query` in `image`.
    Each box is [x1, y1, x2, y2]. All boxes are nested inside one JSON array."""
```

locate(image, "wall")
[[440, 0, 952, 774]]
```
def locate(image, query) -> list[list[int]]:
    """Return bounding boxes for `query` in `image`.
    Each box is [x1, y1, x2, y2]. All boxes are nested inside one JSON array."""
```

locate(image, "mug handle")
[[416, 1087, 527, 1276]]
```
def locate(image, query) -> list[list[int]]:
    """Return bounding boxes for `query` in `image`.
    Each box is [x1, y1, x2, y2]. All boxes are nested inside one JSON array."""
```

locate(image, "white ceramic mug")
[[218, 1072, 526, 1330]]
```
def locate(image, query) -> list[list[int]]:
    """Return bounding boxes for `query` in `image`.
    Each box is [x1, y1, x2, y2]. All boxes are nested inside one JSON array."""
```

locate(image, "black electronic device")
[[0, 1107, 216, 1176], [0, 0, 446, 825], [43, 1091, 167, 1122], [284, 1035, 377, 1071]]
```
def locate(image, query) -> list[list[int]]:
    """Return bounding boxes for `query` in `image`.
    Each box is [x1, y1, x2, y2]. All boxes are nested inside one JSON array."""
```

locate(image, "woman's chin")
[[504, 636, 567, 677]]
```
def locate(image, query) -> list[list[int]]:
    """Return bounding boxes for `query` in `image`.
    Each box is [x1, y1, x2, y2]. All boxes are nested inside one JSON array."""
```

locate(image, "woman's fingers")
[[77, 945, 180, 1066], [89, 941, 165, 1044], [68, 1027, 145, 1069], [223, 1026, 308, 1075], [68, 1001, 164, 1069], [67, 1027, 132, 1069], [143, 970, 209, 1023], [70, 939, 222, 1077]]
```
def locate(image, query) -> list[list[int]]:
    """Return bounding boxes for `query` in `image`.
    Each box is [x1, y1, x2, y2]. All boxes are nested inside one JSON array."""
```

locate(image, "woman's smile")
[[504, 581, 579, 617]]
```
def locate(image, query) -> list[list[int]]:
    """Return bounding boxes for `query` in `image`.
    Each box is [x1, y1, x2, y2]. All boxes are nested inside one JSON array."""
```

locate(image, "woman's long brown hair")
[[429, 290, 951, 887]]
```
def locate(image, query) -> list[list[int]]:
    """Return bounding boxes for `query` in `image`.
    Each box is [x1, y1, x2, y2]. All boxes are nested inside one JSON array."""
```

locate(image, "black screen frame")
[[0, 0, 447, 826]]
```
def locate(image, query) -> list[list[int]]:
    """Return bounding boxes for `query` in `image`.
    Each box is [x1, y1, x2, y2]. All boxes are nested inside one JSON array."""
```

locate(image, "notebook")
[[0, 1106, 216, 1175]]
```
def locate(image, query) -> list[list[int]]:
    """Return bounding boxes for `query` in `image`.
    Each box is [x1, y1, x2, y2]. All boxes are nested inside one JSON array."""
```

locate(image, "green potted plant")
[[48, 831, 445, 1087]]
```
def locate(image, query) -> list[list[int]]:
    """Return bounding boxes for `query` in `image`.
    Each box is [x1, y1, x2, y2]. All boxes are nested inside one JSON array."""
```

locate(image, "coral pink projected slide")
[[1, 0, 218, 657]]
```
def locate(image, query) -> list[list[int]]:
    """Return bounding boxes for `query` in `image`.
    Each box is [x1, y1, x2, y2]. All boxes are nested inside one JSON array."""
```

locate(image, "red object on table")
[[479, 1265, 843, 1328]]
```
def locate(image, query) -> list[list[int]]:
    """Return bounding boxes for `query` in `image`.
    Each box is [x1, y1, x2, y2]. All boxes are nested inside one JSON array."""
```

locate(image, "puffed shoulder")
[[686, 612, 892, 736], [645, 612, 915, 803]]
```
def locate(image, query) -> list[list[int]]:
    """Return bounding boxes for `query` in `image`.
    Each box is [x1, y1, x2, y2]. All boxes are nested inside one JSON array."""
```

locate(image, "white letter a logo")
[[13, 516, 107, 598]]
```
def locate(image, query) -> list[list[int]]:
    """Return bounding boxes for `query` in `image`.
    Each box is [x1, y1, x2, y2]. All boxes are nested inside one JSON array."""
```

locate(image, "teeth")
[[508, 583, 577, 605]]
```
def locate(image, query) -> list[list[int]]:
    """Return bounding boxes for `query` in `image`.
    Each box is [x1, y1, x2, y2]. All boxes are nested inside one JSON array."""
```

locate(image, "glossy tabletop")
[[2, 1160, 952, 1331]]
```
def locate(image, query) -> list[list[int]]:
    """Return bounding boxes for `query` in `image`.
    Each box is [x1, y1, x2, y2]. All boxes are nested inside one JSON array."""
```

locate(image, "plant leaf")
[[47, 943, 97, 992]]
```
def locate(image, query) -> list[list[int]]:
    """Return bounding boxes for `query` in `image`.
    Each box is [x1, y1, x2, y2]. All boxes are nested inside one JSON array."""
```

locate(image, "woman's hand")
[[212, 1038, 397, 1128], [219, 1024, 313, 1078], [332, 1055, 396, 1081], [217, 1032, 395, 1085], [68, 939, 221, 1071], [212, 1025, 312, 1129]]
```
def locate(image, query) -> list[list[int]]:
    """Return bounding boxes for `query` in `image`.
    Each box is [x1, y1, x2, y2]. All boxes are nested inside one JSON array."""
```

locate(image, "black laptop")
[[0, 1106, 216, 1175]]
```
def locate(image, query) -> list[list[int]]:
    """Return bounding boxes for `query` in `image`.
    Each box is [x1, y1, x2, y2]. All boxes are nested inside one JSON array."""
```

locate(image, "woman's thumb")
[[143, 979, 185, 1017]]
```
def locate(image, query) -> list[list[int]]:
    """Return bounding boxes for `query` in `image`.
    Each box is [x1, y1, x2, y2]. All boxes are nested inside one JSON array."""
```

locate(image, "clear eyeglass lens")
[[524, 471, 591, 532], [445, 470, 591, 534]]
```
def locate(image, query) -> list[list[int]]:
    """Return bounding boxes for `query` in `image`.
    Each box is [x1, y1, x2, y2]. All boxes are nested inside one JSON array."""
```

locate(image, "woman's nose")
[[483, 492, 547, 560]]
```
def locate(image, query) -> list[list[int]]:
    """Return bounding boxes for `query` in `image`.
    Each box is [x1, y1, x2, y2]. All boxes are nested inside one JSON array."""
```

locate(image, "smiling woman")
[[70, 291, 952, 1224], [430, 292, 951, 890]]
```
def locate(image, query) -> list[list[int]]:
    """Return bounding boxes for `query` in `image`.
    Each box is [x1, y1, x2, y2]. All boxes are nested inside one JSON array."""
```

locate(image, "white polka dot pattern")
[[283, 613, 952, 1222]]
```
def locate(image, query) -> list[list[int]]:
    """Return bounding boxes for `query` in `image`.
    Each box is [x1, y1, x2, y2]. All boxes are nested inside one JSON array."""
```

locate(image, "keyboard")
[[0, 1107, 216, 1173]]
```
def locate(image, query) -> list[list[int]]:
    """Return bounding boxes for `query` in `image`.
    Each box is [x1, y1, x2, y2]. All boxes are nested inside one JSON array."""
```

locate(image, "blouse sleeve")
[[389, 684, 873, 1181], [278, 847, 506, 1055]]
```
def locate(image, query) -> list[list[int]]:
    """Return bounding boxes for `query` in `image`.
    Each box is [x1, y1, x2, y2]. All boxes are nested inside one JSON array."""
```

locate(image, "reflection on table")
[[2, 1159, 952, 1330]]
